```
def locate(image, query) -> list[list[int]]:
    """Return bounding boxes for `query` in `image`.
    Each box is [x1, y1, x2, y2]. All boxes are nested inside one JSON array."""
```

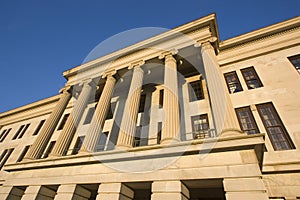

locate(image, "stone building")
[[0, 13, 300, 200]]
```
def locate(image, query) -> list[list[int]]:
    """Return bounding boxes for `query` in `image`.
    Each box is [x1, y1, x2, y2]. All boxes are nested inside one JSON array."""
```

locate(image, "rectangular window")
[[288, 54, 300, 74], [17, 145, 30, 162], [241, 67, 263, 89], [57, 114, 70, 130], [256, 102, 295, 151], [0, 148, 14, 170], [12, 125, 25, 140], [17, 124, 30, 139], [134, 127, 142, 147], [157, 122, 162, 144], [0, 128, 11, 142], [235, 106, 259, 134], [138, 94, 146, 113], [159, 89, 164, 108], [224, 71, 243, 93], [188, 80, 204, 101], [84, 107, 95, 125], [72, 136, 85, 155], [97, 132, 108, 151], [32, 120, 46, 136], [191, 114, 209, 139], [106, 103, 115, 120], [43, 141, 56, 158]]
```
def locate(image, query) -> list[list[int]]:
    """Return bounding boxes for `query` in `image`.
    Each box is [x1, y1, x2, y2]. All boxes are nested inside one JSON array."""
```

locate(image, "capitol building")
[[0, 13, 300, 199]]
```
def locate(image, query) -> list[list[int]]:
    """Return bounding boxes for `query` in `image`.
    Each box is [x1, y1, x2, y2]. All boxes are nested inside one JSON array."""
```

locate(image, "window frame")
[[224, 71, 243, 94], [32, 120, 46, 136], [256, 102, 295, 151], [57, 113, 70, 130], [188, 80, 204, 102], [288, 54, 300, 74], [191, 114, 210, 139], [235, 106, 260, 134], [240, 66, 263, 89]]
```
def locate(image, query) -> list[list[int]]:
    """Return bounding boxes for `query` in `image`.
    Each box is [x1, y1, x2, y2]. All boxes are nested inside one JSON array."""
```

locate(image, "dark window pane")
[[17, 124, 30, 139], [57, 114, 70, 130], [159, 89, 164, 108], [241, 67, 263, 89], [138, 94, 146, 113], [235, 106, 259, 134], [72, 136, 85, 155], [0, 128, 11, 142], [84, 107, 95, 125], [43, 141, 56, 158], [32, 120, 46, 136], [224, 72, 243, 93], [0, 148, 14, 170], [288, 54, 300, 74], [12, 125, 25, 140], [188, 80, 204, 101], [256, 102, 295, 151], [17, 145, 30, 162], [97, 132, 108, 151], [157, 122, 162, 144]]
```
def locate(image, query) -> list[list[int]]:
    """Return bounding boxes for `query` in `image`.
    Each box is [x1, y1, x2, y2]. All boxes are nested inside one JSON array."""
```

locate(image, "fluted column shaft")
[[117, 65, 144, 149], [81, 74, 116, 152], [49, 79, 95, 157], [161, 54, 180, 144], [200, 41, 241, 136], [24, 87, 72, 159]]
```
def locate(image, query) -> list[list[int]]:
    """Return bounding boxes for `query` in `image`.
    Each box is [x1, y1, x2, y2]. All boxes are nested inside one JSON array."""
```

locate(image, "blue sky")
[[0, 0, 299, 113]]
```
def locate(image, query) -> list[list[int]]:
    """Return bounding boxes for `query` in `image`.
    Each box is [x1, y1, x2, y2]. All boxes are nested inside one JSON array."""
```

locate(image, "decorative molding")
[[128, 60, 145, 69], [158, 49, 178, 59], [101, 69, 117, 78]]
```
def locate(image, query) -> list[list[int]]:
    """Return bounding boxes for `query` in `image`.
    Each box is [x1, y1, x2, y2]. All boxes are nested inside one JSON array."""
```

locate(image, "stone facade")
[[0, 14, 300, 199]]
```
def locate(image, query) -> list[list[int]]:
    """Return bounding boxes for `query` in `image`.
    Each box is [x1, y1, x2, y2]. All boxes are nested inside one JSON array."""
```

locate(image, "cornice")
[[219, 16, 300, 51], [63, 13, 219, 81]]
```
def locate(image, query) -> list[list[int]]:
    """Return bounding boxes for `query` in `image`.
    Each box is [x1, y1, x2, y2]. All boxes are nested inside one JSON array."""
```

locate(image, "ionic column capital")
[[102, 69, 117, 78], [128, 60, 145, 70], [59, 85, 72, 94], [194, 36, 218, 48], [158, 49, 178, 60]]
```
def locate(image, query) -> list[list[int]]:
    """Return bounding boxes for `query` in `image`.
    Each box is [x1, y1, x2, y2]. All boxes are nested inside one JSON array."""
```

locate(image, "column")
[[80, 70, 116, 153], [159, 50, 181, 144], [151, 181, 189, 200], [96, 183, 134, 200], [54, 184, 91, 200], [197, 39, 242, 136], [223, 177, 269, 200], [116, 61, 144, 149], [24, 86, 72, 160], [49, 79, 95, 157], [21, 185, 56, 200]]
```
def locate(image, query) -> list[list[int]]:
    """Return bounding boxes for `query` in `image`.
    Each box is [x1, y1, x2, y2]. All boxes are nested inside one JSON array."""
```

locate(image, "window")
[[0, 128, 11, 142], [32, 120, 46, 136], [188, 80, 204, 101], [12, 125, 25, 140], [157, 122, 162, 144], [17, 124, 30, 139], [0, 148, 14, 170], [256, 102, 295, 151], [235, 106, 259, 134], [159, 89, 164, 108], [57, 114, 70, 130], [191, 114, 209, 139], [288, 54, 300, 74], [17, 145, 30, 162], [224, 71, 243, 93], [84, 107, 95, 125], [138, 94, 146, 113], [241, 67, 263, 89], [72, 136, 85, 155], [106, 103, 115, 120], [96, 132, 108, 151], [43, 141, 56, 158]]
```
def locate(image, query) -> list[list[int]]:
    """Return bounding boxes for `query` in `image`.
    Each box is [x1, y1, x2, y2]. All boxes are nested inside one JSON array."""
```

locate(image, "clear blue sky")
[[0, 0, 299, 113]]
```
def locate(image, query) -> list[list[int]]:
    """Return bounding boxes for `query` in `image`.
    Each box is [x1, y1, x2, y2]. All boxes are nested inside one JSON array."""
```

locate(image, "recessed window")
[[0, 128, 11, 142], [256, 102, 295, 151], [288, 54, 300, 74], [188, 80, 204, 101], [157, 122, 162, 144], [72, 136, 85, 155], [17, 145, 30, 162], [0, 148, 14, 170], [191, 114, 209, 139], [97, 132, 108, 151], [12, 125, 25, 140], [138, 94, 146, 113], [32, 120, 46, 136], [57, 114, 70, 130], [84, 107, 95, 125], [235, 106, 259, 134], [43, 141, 56, 158], [224, 71, 243, 93], [159, 89, 164, 108], [106, 103, 116, 120], [241, 67, 263, 89], [17, 124, 30, 139]]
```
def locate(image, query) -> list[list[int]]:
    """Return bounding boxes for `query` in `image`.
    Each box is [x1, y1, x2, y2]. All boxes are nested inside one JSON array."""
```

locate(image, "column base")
[[160, 138, 180, 145]]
